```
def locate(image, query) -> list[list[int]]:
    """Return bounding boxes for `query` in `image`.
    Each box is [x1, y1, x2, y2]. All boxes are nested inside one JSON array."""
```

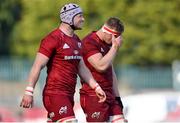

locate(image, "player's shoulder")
[[82, 31, 97, 44], [42, 28, 61, 41], [48, 28, 61, 38]]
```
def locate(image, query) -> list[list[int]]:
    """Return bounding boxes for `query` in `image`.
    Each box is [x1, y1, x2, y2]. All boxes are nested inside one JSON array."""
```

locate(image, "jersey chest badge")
[[78, 42, 81, 48]]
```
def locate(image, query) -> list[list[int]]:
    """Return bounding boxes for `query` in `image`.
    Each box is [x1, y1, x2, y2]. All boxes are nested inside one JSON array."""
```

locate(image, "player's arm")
[[88, 36, 122, 72], [78, 59, 106, 102], [112, 66, 120, 97], [26, 53, 48, 88], [20, 53, 49, 108], [112, 66, 124, 110]]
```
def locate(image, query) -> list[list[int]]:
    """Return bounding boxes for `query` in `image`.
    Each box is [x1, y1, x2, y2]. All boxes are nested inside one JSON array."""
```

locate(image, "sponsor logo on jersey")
[[78, 42, 81, 48], [59, 106, 67, 115], [91, 112, 101, 119], [63, 43, 70, 49], [64, 55, 81, 60]]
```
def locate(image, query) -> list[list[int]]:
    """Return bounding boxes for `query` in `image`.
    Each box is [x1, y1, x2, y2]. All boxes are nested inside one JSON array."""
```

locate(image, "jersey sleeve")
[[38, 35, 58, 58], [82, 38, 100, 59]]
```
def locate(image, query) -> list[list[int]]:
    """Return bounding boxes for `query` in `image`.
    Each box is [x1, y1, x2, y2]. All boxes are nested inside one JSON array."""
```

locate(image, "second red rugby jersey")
[[80, 31, 113, 95]]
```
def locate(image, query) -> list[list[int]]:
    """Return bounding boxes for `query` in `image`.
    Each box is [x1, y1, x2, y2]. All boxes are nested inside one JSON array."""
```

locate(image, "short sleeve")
[[38, 36, 58, 58], [82, 38, 100, 59]]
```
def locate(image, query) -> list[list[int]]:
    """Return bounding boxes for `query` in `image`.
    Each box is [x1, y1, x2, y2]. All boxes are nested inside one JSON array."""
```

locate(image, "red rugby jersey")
[[80, 31, 113, 95], [39, 28, 82, 96]]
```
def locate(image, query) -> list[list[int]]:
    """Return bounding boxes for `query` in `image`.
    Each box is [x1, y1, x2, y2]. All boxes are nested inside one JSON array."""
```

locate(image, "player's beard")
[[72, 21, 84, 30], [71, 25, 82, 30]]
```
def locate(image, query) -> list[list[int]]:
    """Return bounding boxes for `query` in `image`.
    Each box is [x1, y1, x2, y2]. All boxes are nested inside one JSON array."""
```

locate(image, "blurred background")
[[0, 0, 180, 122]]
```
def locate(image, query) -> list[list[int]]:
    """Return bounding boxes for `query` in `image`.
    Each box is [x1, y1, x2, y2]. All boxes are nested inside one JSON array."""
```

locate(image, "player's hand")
[[20, 94, 33, 108], [95, 86, 106, 103], [112, 35, 123, 49]]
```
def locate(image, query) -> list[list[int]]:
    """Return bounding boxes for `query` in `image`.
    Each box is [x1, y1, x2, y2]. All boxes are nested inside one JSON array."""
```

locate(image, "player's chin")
[[104, 39, 112, 45], [74, 25, 83, 30], [75, 27, 82, 30], [77, 22, 84, 29]]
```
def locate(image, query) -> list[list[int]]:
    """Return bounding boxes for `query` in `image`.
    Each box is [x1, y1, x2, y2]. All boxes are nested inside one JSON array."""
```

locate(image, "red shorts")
[[80, 94, 123, 122], [43, 94, 75, 122]]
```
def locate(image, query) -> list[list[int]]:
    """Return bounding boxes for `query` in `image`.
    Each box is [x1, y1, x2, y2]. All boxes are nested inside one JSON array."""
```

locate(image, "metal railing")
[[0, 58, 173, 89]]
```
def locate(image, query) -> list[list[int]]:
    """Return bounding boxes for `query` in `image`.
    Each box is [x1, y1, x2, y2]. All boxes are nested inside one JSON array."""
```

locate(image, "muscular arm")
[[20, 53, 49, 108], [78, 59, 106, 102], [26, 53, 49, 88], [78, 59, 98, 89], [112, 66, 124, 110], [87, 36, 122, 72], [87, 46, 118, 72], [112, 66, 120, 97]]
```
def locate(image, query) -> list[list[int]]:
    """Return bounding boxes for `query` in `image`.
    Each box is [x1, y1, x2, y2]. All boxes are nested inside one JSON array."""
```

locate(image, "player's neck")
[[96, 30, 104, 42], [59, 23, 74, 37]]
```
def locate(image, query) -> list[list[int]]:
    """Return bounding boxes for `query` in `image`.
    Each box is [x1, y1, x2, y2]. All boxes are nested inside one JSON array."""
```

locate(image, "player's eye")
[[114, 33, 121, 38], [114, 35, 118, 38]]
